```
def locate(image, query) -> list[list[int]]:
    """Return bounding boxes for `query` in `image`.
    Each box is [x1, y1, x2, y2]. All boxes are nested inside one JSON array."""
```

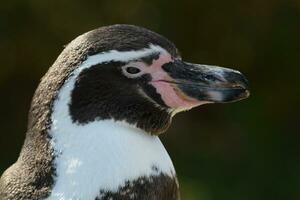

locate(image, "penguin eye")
[[126, 67, 141, 74], [122, 65, 143, 78]]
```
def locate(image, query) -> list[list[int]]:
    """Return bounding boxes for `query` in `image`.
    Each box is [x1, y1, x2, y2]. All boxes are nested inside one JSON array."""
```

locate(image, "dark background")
[[1, 0, 300, 199]]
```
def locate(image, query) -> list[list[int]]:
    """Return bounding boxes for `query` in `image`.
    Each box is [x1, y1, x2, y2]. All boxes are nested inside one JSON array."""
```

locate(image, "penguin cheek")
[[150, 81, 205, 110]]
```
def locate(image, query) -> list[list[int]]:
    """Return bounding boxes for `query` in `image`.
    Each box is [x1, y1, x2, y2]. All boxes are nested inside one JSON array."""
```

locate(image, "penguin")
[[0, 24, 249, 200]]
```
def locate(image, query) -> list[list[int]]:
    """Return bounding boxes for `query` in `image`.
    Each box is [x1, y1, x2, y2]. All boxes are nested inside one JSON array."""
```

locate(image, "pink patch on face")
[[139, 53, 202, 109], [142, 53, 173, 81], [151, 81, 201, 109]]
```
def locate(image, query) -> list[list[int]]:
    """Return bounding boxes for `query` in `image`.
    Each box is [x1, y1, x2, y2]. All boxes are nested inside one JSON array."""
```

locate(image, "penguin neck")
[[46, 67, 176, 199]]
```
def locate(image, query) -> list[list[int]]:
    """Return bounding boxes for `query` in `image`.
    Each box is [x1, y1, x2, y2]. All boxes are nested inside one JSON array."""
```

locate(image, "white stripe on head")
[[73, 44, 167, 75]]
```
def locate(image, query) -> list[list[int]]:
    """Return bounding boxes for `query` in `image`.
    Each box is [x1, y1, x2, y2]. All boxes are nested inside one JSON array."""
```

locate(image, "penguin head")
[[43, 25, 249, 134]]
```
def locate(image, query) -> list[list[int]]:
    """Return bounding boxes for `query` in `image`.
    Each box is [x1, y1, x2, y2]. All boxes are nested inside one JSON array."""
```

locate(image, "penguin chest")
[[46, 120, 178, 200]]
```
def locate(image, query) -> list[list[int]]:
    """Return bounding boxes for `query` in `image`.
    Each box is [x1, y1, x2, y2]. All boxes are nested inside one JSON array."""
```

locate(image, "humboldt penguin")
[[0, 24, 249, 200]]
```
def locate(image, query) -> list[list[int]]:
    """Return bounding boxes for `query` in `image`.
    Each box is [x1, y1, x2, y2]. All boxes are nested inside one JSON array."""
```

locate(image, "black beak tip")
[[219, 88, 249, 103], [219, 71, 250, 103], [238, 88, 250, 100], [224, 71, 249, 88]]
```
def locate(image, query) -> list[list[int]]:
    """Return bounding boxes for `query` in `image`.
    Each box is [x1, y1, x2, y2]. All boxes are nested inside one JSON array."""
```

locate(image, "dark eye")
[[126, 67, 141, 74]]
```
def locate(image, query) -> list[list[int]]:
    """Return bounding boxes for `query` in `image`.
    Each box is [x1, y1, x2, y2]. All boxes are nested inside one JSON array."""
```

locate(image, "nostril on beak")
[[204, 74, 218, 82], [203, 74, 223, 83]]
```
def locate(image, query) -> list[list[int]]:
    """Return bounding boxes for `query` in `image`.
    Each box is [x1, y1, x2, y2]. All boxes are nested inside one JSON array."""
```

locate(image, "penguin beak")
[[161, 60, 250, 103]]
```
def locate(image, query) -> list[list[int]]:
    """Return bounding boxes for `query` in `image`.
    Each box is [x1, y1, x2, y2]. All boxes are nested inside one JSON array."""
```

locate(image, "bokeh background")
[[1, 0, 300, 199]]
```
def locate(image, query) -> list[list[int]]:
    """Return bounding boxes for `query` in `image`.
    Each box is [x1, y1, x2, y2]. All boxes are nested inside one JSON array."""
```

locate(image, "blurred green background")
[[1, 0, 300, 199]]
